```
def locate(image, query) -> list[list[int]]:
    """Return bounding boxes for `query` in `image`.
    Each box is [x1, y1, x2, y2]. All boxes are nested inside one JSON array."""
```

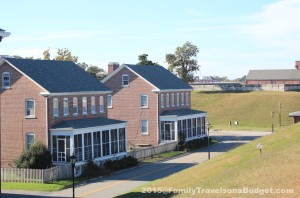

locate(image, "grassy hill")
[[191, 91, 300, 131], [122, 123, 300, 197]]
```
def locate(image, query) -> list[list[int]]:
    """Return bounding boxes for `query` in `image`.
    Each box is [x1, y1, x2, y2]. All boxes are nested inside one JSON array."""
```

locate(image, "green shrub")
[[179, 137, 213, 151], [14, 141, 52, 169], [104, 156, 138, 171], [82, 160, 107, 177]]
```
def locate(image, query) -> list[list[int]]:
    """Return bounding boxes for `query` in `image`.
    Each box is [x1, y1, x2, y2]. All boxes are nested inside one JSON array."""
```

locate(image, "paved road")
[[2, 130, 271, 198]]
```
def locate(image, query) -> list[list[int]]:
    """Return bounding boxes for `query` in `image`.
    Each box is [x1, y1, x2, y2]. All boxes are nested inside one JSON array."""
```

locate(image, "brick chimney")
[[295, 61, 300, 70], [108, 62, 119, 74]]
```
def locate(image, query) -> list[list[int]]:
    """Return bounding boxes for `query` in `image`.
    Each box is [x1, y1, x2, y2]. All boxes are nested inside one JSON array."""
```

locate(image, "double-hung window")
[[2, 72, 10, 88], [181, 93, 185, 106], [53, 98, 59, 117], [177, 93, 180, 106], [26, 133, 35, 149], [107, 95, 112, 108], [91, 96, 96, 114], [186, 93, 189, 106], [140, 95, 148, 108], [73, 97, 78, 116], [99, 96, 104, 113], [141, 119, 148, 134], [171, 93, 175, 107], [166, 94, 170, 107], [82, 97, 88, 115], [25, 99, 35, 118], [161, 94, 164, 108], [63, 98, 69, 116], [122, 74, 129, 87]]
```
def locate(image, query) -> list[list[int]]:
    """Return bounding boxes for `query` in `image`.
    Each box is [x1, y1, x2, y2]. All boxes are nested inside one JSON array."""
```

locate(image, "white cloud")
[[236, 0, 300, 49]]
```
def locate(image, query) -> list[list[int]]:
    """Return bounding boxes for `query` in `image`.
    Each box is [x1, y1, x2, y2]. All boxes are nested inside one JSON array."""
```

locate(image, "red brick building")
[[103, 63, 207, 148], [246, 61, 300, 86], [0, 58, 127, 168]]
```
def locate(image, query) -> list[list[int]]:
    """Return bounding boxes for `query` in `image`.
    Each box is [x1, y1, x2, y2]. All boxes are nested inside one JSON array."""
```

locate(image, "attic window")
[[122, 74, 129, 87], [2, 72, 10, 89]]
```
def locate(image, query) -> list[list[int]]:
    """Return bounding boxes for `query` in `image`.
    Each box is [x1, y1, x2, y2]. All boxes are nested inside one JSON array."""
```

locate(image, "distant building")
[[246, 61, 300, 86], [193, 76, 217, 84]]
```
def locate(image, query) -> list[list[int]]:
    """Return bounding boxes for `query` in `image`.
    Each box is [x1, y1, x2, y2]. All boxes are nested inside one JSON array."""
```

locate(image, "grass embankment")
[[122, 123, 300, 197], [192, 91, 300, 131]]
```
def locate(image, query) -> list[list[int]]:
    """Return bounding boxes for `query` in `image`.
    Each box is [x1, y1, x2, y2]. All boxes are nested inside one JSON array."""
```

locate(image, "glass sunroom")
[[159, 109, 207, 143], [50, 117, 127, 165]]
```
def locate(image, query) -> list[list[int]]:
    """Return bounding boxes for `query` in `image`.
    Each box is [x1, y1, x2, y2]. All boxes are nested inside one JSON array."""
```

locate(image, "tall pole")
[[72, 164, 75, 198], [271, 111, 274, 133], [207, 122, 210, 160], [279, 102, 281, 127]]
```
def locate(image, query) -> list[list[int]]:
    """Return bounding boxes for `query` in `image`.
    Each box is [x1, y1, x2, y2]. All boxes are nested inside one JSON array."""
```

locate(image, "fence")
[[128, 141, 178, 160], [1, 165, 72, 183]]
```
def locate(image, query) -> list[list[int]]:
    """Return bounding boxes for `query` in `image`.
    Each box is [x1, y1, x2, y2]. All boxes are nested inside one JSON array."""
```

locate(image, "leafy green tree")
[[137, 54, 158, 65], [165, 42, 200, 83], [78, 62, 89, 70], [14, 141, 52, 169], [86, 65, 104, 80], [54, 48, 78, 63], [43, 48, 50, 60]]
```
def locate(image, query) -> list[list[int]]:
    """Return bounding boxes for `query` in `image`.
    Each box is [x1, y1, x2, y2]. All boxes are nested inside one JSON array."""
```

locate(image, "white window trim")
[[161, 94, 164, 108], [2, 72, 11, 89], [25, 132, 35, 149], [91, 96, 96, 114], [140, 94, 148, 108], [186, 93, 189, 106], [141, 119, 148, 134], [107, 95, 112, 108], [25, 99, 35, 118], [82, 97, 88, 115], [73, 97, 78, 116], [63, 98, 69, 117], [122, 74, 129, 87], [171, 93, 175, 107], [53, 98, 59, 118], [99, 96, 105, 113], [166, 94, 170, 107]]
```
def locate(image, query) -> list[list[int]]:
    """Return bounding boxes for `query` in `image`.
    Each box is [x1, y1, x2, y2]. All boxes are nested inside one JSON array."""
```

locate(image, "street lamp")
[[206, 121, 211, 160], [70, 155, 76, 198]]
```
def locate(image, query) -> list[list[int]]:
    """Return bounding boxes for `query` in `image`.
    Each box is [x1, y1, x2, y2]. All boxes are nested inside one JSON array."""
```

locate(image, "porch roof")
[[160, 109, 206, 117], [289, 111, 300, 117], [51, 117, 126, 130]]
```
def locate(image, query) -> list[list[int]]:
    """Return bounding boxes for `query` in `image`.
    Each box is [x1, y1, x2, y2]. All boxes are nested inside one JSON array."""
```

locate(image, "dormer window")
[[122, 74, 129, 87], [2, 72, 10, 89]]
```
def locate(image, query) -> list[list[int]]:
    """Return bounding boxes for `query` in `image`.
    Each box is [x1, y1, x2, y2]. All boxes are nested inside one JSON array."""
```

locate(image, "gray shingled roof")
[[4, 58, 110, 93], [246, 69, 300, 80], [51, 117, 126, 129], [160, 109, 206, 117], [289, 111, 300, 117], [125, 64, 192, 90]]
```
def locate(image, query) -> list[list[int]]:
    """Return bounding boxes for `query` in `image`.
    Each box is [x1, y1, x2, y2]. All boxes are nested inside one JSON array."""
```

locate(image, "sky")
[[1, 0, 300, 79]]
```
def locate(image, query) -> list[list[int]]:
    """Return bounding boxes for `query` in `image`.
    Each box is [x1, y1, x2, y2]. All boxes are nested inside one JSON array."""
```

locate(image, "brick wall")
[[0, 63, 47, 167], [105, 67, 159, 147]]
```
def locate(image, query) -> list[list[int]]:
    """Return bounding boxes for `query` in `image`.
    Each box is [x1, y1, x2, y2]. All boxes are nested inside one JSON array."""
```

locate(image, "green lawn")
[[192, 91, 300, 131], [1, 177, 88, 192], [121, 123, 300, 197]]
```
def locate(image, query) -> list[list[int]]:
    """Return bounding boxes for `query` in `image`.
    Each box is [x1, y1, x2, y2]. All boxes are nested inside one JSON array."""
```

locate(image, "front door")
[[57, 139, 66, 162]]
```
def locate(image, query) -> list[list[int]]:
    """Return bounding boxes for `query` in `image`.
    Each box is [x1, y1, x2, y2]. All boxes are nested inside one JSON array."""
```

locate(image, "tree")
[[78, 62, 89, 70], [43, 48, 50, 60], [165, 42, 200, 83], [86, 65, 108, 80], [137, 54, 158, 65], [54, 48, 78, 63], [14, 141, 52, 169]]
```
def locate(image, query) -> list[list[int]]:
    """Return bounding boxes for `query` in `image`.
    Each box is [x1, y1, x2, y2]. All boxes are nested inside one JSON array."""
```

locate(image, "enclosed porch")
[[50, 117, 127, 166], [159, 109, 207, 143]]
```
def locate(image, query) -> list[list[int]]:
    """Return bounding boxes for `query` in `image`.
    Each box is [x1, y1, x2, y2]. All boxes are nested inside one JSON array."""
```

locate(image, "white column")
[[109, 129, 111, 155], [100, 130, 103, 157], [91, 132, 94, 159], [82, 133, 85, 161], [70, 134, 74, 156], [174, 121, 178, 141], [117, 129, 120, 153]]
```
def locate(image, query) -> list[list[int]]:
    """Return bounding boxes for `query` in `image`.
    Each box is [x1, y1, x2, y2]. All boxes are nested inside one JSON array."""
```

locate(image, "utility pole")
[[279, 102, 281, 127]]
